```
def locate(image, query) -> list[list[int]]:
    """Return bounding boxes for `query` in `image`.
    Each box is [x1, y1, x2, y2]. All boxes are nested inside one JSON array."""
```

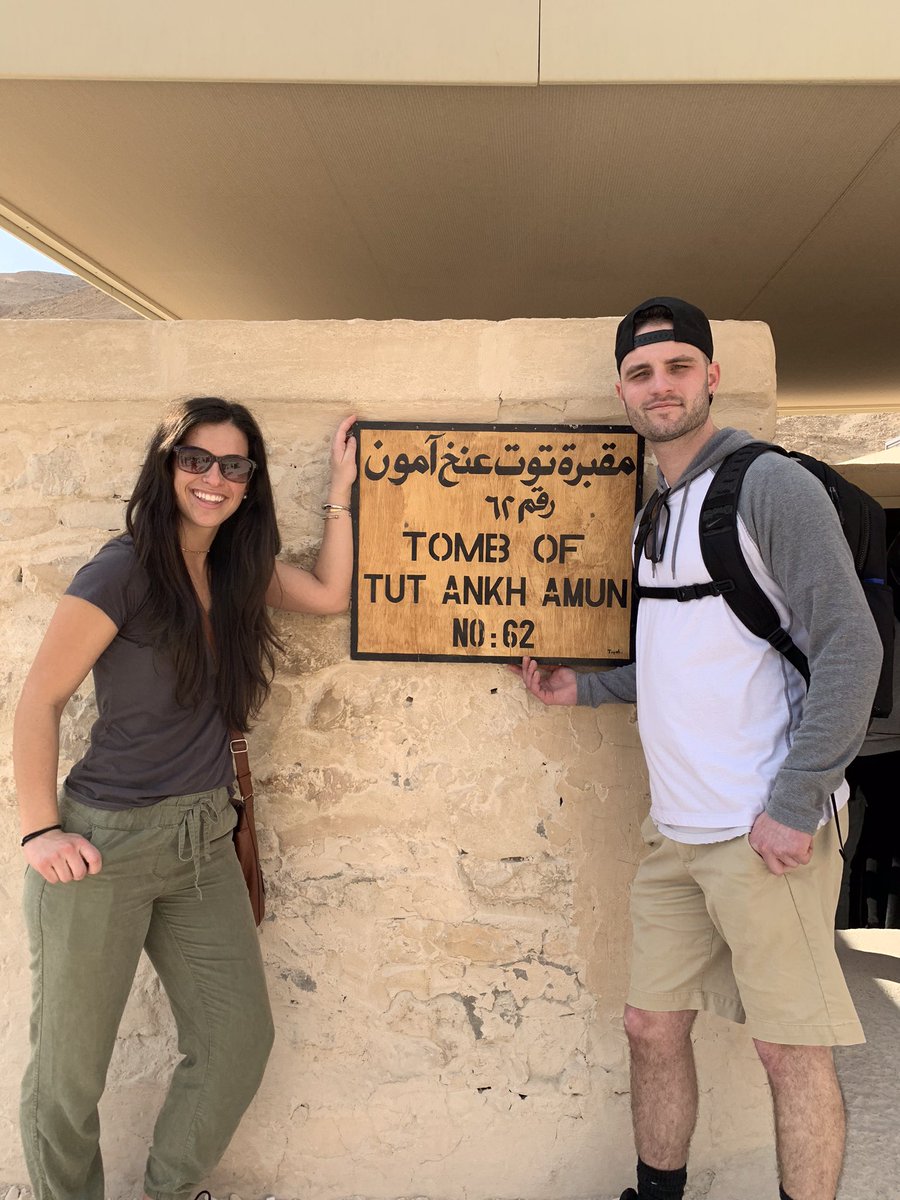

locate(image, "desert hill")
[[0, 270, 140, 319]]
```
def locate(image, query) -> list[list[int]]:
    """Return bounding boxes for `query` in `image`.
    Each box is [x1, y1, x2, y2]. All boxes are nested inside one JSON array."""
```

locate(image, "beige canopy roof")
[[2, 0, 900, 416]]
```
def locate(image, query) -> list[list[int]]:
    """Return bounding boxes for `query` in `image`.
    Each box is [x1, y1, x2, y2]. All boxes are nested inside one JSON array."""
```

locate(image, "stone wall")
[[0, 318, 776, 1200]]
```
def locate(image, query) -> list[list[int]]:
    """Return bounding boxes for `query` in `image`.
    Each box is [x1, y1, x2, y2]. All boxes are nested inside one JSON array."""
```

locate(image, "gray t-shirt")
[[64, 535, 233, 809]]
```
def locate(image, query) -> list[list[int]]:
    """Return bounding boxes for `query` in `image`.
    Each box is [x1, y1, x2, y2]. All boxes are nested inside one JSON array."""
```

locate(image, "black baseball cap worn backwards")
[[615, 296, 714, 371]]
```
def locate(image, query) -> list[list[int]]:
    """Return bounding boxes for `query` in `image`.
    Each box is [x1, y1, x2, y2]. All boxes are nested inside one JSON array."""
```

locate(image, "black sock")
[[636, 1158, 687, 1200], [779, 1188, 795, 1200]]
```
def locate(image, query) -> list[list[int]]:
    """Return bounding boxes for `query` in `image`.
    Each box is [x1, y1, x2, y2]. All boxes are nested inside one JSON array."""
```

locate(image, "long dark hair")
[[126, 397, 284, 730]]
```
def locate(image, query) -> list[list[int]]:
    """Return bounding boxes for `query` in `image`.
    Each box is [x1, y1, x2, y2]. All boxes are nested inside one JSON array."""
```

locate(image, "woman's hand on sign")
[[517, 656, 578, 706], [23, 828, 102, 884]]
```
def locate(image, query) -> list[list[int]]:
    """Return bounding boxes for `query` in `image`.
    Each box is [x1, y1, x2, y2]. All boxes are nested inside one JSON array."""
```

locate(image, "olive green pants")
[[21, 787, 274, 1200]]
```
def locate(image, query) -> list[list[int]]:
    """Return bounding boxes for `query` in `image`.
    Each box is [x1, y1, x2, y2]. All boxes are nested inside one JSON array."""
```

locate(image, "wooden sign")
[[351, 422, 643, 663]]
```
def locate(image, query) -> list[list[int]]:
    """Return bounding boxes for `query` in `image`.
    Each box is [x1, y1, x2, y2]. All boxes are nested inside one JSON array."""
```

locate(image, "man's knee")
[[623, 1005, 696, 1051], [753, 1038, 835, 1084]]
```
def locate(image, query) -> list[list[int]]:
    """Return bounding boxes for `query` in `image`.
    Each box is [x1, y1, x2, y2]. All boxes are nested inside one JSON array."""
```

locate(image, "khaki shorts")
[[627, 811, 864, 1046]]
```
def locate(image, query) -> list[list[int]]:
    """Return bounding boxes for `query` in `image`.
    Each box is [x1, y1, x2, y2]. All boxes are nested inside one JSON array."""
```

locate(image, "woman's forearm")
[[310, 497, 354, 609], [310, 417, 356, 607], [13, 684, 65, 837]]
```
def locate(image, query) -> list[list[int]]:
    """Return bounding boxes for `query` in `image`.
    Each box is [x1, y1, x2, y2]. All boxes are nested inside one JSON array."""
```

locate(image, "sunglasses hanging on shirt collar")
[[639, 488, 671, 565]]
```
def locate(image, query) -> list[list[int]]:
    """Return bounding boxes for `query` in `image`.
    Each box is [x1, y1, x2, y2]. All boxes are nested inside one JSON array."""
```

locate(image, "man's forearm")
[[576, 662, 637, 707], [740, 456, 883, 832]]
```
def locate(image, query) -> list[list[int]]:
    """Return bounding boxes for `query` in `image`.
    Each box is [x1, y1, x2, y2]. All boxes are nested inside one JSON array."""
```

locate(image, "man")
[[520, 298, 882, 1200]]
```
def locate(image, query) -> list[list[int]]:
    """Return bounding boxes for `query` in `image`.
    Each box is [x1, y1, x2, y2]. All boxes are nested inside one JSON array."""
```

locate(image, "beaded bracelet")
[[21, 823, 62, 847]]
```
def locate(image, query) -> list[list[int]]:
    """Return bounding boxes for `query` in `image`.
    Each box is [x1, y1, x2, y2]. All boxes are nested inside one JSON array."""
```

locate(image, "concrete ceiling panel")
[[540, 0, 900, 84], [743, 121, 900, 405], [0, 0, 540, 85]]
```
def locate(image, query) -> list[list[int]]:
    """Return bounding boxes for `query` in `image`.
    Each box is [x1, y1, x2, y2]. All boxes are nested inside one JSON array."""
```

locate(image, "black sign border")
[[350, 420, 644, 666]]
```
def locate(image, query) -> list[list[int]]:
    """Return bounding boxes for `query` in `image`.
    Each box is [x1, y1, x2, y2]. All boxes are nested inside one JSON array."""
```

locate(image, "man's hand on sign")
[[515, 656, 578, 706], [748, 810, 814, 876]]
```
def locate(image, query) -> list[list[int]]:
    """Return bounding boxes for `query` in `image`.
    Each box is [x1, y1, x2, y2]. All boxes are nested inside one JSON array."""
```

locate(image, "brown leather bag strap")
[[229, 730, 254, 804]]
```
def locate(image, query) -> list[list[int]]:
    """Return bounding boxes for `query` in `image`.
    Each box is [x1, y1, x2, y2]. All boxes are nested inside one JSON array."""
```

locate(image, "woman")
[[13, 397, 356, 1200]]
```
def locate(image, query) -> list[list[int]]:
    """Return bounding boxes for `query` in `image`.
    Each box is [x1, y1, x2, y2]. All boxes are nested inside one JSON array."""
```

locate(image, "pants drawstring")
[[177, 795, 218, 898]]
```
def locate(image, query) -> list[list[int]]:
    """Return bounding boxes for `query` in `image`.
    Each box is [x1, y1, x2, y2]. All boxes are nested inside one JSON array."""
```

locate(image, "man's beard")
[[622, 392, 711, 443]]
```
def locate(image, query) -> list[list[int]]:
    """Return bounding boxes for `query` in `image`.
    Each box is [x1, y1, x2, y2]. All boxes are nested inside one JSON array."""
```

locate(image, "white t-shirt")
[[636, 468, 848, 840]]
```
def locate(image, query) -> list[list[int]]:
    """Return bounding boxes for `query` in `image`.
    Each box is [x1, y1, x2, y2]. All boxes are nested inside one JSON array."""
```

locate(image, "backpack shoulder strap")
[[700, 442, 811, 685]]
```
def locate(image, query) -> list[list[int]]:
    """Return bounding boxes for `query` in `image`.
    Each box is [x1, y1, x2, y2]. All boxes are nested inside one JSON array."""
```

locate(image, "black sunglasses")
[[173, 445, 257, 484], [642, 488, 671, 564]]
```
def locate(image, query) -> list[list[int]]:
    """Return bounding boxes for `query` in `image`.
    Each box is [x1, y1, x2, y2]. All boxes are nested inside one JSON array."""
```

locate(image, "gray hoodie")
[[577, 427, 882, 833]]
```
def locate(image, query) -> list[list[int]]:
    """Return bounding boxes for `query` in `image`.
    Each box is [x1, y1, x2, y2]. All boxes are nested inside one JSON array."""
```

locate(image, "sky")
[[0, 227, 72, 274]]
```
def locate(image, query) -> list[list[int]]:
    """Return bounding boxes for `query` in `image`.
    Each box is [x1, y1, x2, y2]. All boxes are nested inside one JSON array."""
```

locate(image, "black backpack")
[[634, 441, 895, 720]]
